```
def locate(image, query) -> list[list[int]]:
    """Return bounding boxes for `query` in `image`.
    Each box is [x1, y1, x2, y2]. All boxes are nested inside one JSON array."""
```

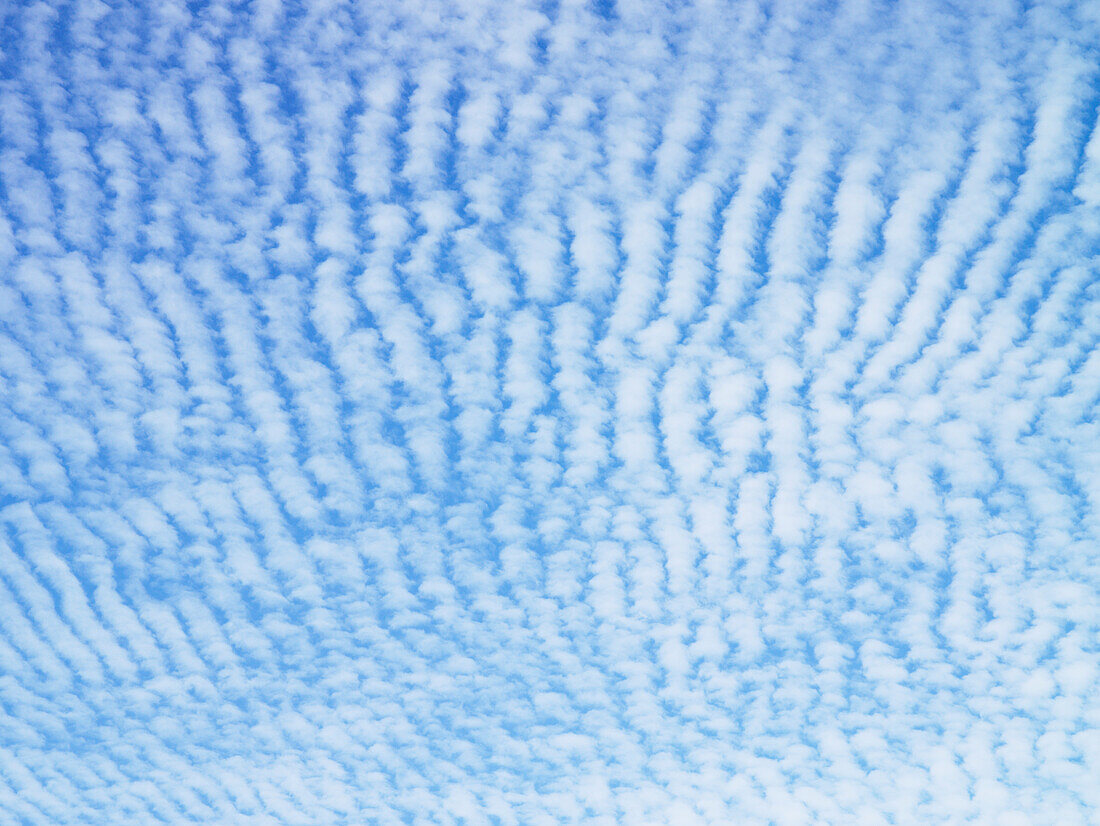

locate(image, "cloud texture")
[[1, 0, 1099, 823]]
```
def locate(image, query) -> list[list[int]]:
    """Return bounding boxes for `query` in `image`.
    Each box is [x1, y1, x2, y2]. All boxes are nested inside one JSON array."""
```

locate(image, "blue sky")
[[1, 0, 1099, 823]]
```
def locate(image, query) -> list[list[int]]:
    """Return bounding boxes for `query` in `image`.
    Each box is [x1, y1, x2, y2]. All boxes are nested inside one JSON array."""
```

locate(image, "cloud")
[[0, 0, 1097, 823]]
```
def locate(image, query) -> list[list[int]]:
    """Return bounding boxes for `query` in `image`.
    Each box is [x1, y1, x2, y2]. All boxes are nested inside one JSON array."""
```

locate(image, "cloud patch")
[[0, 0, 1098, 823]]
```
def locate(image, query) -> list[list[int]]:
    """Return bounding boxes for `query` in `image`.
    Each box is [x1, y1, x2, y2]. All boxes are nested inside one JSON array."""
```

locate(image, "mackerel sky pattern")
[[1, 0, 1099, 824]]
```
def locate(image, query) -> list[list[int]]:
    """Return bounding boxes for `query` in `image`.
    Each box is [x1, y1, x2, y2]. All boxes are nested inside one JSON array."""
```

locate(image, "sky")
[[0, 0, 1099, 823]]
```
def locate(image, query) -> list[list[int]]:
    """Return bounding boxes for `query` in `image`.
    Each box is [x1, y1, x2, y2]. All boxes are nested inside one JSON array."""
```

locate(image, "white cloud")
[[0, 0, 1097, 823]]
